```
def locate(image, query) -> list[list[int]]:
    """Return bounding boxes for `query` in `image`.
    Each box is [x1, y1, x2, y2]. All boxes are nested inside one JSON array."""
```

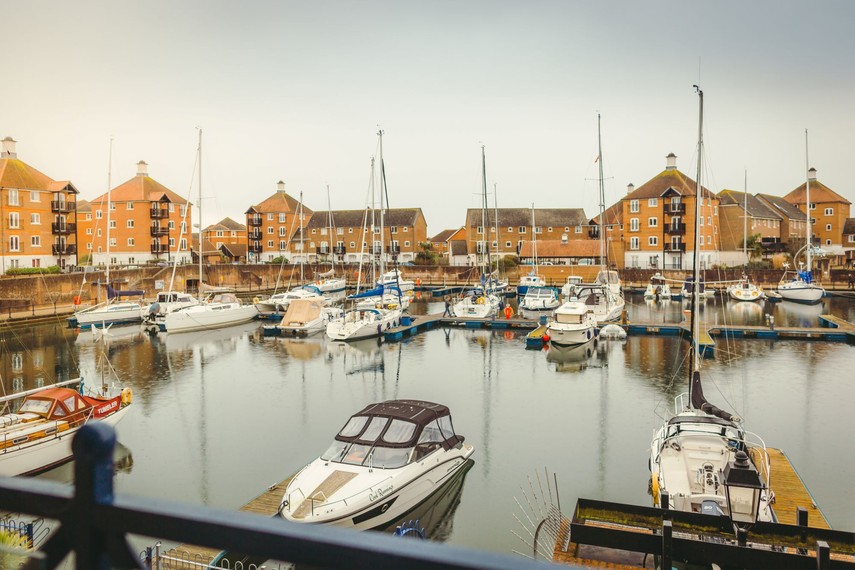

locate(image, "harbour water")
[[3, 292, 854, 556]]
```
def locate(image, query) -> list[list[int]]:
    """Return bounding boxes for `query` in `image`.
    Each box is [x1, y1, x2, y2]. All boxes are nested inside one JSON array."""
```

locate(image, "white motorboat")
[[277, 298, 343, 337], [518, 286, 560, 313], [279, 399, 474, 529], [650, 88, 776, 537], [567, 283, 623, 324], [0, 379, 132, 476], [162, 293, 259, 334], [546, 300, 597, 346], [643, 273, 672, 300], [451, 289, 499, 319], [516, 271, 545, 296], [254, 288, 325, 314], [681, 276, 716, 300], [69, 299, 146, 330], [326, 307, 401, 341], [727, 275, 763, 302], [561, 275, 583, 299], [145, 291, 201, 320], [376, 269, 414, 292]]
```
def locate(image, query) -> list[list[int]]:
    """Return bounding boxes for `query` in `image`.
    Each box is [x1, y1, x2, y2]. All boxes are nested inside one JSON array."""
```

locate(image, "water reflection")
[[545, 339, 597, 372], [35, 442, 134, 485]]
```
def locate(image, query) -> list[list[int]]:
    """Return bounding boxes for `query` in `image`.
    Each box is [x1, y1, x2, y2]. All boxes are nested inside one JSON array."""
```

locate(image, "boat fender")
[[586, 330, 591, 339], [253, 296, 261, 304], [73, 295, 81, 306], [651, 474, 660, 505], [121, 387, 133, 406], [377, 325, 382, 335], [542, 333, 550, 343]]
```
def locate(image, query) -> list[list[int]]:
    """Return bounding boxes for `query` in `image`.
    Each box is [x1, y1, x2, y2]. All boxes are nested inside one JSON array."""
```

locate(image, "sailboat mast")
[[597, 114, 606, 268], [805, 129, 812, 273], [369, 157, 376, 285], [327, 184, 334, 269], [299, 190, 304, 283], [197, 129, 203, 302], [481, 145, 489, 279], [105, 138, 113, 288], [690, 87, 704, 381], [378, 130, 386, 279], [531, 204, 538, 270], [743, 169, 748, 262]]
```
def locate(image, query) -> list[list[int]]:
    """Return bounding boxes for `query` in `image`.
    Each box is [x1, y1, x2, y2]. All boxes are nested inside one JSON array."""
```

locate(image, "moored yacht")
[[643, 273, 672, 300], [279, 399, 474, 529], [276, 298, 343, 337], [546, 300, 597, 346], [518, 286, 560, 313], [162, 293, 259, 333], [326, 307, 401, 341], [451, 288, 499, 319], [376, 269, 414, 292], [727, 274, 762, 302]]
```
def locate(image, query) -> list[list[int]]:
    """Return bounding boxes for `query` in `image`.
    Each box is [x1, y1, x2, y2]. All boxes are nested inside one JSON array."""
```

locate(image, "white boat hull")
[[547, 324, 596, 346], [727, 284, 763, 302], [72, 303, 146, 329], [777, 282, 824, 304], [326, 310, 401, 341], [164, 305, 259, 333]]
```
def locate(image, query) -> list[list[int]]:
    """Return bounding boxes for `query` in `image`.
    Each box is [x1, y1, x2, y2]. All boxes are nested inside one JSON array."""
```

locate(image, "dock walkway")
[[162, 474, 294, 567]]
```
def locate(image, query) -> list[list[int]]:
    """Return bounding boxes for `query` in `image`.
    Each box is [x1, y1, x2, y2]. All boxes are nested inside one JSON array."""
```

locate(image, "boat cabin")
[[321, 400, 464, 469], [13, 388, 94, 426]]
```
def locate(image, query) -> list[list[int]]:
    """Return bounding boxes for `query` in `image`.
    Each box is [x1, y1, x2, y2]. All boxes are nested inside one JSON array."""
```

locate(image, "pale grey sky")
[[4, 1, 853, 233]]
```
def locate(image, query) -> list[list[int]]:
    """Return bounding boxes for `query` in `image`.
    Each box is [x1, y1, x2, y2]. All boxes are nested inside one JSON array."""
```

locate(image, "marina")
[[0, 291, 847, 566]]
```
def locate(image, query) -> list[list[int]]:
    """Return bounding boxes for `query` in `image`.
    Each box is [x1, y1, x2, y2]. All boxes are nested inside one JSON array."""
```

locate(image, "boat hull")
[[776, 283, 824, 304], [326, 310, 401, 341], [547, 324, 596, 346], [164, 305, 259, 333], [70, 304, 146, 329]]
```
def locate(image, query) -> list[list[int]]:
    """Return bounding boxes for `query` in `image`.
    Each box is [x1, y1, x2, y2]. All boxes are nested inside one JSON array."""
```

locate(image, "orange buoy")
[[503, 305, 513, 320], [73, 295, 81, 305], [542, 333, 550, 343]]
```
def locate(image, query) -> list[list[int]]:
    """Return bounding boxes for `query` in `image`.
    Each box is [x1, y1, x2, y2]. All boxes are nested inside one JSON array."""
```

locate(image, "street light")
[[723, 450, 763, 526]]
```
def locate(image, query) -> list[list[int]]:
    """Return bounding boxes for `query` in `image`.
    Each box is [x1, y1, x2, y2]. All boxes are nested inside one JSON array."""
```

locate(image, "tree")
[[414, 242, 439, 265]]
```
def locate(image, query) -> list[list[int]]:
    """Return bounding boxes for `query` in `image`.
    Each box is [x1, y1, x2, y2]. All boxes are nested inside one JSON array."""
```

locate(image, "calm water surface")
[[2, 292, 853, 555]]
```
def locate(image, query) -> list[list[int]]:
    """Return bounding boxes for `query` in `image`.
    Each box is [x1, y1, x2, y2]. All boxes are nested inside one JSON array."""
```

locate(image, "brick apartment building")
[[245, 181, 312, 263], [783, 168, 851, 264]]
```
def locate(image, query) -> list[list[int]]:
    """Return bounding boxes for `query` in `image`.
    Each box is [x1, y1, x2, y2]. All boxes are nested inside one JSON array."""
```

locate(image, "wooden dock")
[[162, 474, 294, 566], [383, 314, 444, 342], [767, 448, 830, 528]]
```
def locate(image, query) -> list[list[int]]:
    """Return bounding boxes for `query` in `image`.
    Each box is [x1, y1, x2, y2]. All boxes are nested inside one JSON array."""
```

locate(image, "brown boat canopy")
[[333, 399, 463, 449]]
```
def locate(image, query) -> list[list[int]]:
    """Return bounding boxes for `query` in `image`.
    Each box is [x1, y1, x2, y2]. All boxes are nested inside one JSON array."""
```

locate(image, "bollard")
[[661, 520, 672, 570]]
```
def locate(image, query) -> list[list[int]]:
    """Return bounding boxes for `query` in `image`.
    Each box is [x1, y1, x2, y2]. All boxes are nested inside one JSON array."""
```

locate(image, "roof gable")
[[718, 190, 781, 220], [625, 168, 715, 201], [466, 208, 588, 228], [91, 175, 188, 205], [0, 158, 77, 194], [249, 191, 313, 215], [783, 179, 851, 206]]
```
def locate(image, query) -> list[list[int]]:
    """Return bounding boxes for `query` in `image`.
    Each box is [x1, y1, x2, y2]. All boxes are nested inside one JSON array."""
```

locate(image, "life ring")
[[252, 296, 262, 304], [504, 306, 513, 319], [121, 387, 133, 406]]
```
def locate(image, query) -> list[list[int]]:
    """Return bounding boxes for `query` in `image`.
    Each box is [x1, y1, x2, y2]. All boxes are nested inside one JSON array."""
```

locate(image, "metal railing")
[[150, 208, 170, 219], [50, 201, 75, 213], [665, 203, 686, 214], [664, 223, 686, 235], [0, 424, 553, 569], [51, 222, 76, 235], [52, 244, 77, 255], [247, 217, 263, 227]]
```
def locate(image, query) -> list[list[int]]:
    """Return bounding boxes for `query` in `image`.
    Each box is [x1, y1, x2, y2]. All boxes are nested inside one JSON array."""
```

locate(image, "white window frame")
[[31, 235, 41, 247], [30, 213, 41, 225], [126, 202, 134, 210], [630, 236, 639, 250], [824, 207, 833, 216], [127, 219, 135, 228], [279, 213, 286, 223], [630, 200, 639, 213], [8, 212, 19, 229], [648, 217, 658, 227], [630, 218, 639, 232], [127, 238, 135, 246], [648, 236, 658, 246]]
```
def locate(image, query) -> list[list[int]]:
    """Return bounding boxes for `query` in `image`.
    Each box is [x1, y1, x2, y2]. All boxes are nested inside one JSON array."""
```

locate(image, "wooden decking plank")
[[766, 448, 830, 529]]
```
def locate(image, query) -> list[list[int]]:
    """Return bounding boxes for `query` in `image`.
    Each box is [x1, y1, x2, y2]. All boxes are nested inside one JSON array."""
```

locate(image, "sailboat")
[[451, 146, 500, 319], [727, 172, 764, 302], [308, 186, 347, 298], [775, 130, 825, 304], [69, 139, 146, 329], [163, 130, 258, 334], [516, 205, 546, 296], [649, 87, 775, 527], [326, 130, 402, 341]]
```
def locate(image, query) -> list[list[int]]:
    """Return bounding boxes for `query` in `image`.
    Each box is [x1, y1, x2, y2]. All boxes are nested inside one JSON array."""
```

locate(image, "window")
[[30, 213, 40, 224], [825, 207, 834, 216], [350, 241, 356, 248], [180, 205, 187, 217], [320, 228, 327, 235], [699, 217, 704, 227], [168, 238, 175, 247], [849, 235, 855, 243], [168, 220, 175, 230], [348, 228, 353, 234], [809, 203, 816, 210], [180, 238, 187, 250], [126, 202, 134, 210], [215, 230, 223, 237], [97, 229, 102, 237], [279, 227, 286, 236], [547, 226, 553, 232], [505, 241, 512, 247], [96, 210, 103, 219], [280, 240, 287, 250], [86, 228, 93, 235], [826, 239, 832, 245], [707, 235, 712, 245], [630, 200, 639, 213], [826, 224, 832, 232], [87, 243, 93, 251], [476, 226, 483, 234], [519, 226, 526, 234], [9, 213, 19, 228], [630, 237, 639, 250], [713, 206, 718, 215], [109, 238, 116, 247], [8, 189, 19, 206], [31, 235, 41, 247], [508, 227, 514, 233], [127, 238, 135, 246], [707, 216, 711, 226], [110, 203, 116, 210], [267, 240, 273, 248], [127, 220, 135, 228], [648, 198, 658, 207], [811, 218, 816, 225], [109, 220, 117, 229], [404, 241, 410, 247], [390, 226, 398, 234], [86, 213, 92, 221], [279, 213, 286, 223], [30, 191, 40, 202], [630, 218, 639, 231], [648, 236, 658, 246], [267, 227, 273, 234], [267, 213, 274, 220], [181, 222, 187, 233], [535, 226, 542, 234], [648, 217, 658, 227]]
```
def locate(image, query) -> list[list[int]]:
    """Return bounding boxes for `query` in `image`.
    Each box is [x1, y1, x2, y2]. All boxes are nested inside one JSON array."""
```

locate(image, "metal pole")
[[661, 520, 672, 570]]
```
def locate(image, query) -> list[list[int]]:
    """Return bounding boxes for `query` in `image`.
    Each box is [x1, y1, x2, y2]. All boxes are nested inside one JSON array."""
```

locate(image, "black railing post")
[[661, 520, 672, 570], [817, 540, 830, 569], [73, 422, 117, 569]]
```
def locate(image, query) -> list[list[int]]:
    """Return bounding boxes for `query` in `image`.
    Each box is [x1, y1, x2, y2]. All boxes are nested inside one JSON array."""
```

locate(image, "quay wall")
[[1, 265, 853, 308]]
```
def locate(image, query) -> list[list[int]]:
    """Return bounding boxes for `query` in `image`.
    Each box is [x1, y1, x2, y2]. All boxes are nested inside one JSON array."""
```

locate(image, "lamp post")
[[723, 450, 763, 546]]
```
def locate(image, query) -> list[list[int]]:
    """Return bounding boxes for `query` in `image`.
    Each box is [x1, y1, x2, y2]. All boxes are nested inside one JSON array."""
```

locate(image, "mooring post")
[[73, 422, 117, 569], [817, 540, 830, 569], [661, 520, 672, 570]]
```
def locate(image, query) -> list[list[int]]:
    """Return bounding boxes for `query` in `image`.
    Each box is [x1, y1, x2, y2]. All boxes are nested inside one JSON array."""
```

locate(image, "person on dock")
[[443, 297, 451, 317]]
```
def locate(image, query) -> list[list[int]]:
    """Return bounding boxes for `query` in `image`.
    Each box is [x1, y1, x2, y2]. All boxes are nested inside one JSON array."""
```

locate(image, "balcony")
[[664, 242, 686, 253], [588, 228, 600, 239], [665, 203, 686, 215], [51, 222, 77, 235], [664, 223, 686, 235], [150, 226, 169, 237], [371, 246, 383, 255], [389, 245, 401, 254], [52, 243, 77, 255], [247, 217, 263, 227], [249, 243, 263, 253], [50, 200, 75, 213], [248, 230, 262, 239], [150, 208, 169, 219], [150, 244, 170, 254], [333, 245, 346, 255]]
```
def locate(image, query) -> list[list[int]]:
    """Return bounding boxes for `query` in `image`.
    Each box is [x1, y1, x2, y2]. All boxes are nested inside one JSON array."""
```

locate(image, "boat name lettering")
[[97, 400, 118, 415], [369, 484, 393, 502]]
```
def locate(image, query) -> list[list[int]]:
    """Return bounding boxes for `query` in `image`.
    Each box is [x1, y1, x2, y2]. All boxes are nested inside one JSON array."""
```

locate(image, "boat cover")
[[106, 285, 144, 299], [690, 371, 738, 423], [282, 299, 323, 324]]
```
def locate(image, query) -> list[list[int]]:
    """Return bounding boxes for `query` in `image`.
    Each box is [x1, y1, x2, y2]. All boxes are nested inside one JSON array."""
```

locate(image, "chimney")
[[807, 167, 817, 182], [1, 137, 17, 159], [561, 233, 568, 244], [626, 182, 635, 195], [277, 180, 286, 193], [136, 160, 149, 177], [665, 153, 677, 170]]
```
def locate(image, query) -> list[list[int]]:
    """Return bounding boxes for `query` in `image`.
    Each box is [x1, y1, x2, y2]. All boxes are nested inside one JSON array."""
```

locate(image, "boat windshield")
[[338, 415, 369, 437], [555, 312, 582, 324], [19, 398, 52, 415]]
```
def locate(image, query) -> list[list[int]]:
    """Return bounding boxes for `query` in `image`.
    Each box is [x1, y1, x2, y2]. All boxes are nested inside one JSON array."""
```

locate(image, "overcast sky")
[[5, 1, 853, 234]]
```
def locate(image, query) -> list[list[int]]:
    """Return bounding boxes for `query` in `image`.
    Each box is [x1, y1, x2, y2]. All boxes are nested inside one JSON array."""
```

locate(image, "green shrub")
[[6, 266, 62, 276]]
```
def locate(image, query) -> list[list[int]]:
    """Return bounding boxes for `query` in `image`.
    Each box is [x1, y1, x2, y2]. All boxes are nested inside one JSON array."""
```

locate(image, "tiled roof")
[[718, 190, 781, 220], [843, 218, 855, 235], [220, 243, 248, 257], [246, 191, 314, 215], [91, 174, 188, 204], [783, 178, 851, 205], [591, 202, 623, 226], [625, 168, 715, 201], [430, 228, 458, 243], [519, 239, 600, 258], [203, 217, 246, 232], [756, 194, 807, 221], [76, 199, 91, 212], [305, 208, 422, 229], [466, 208, 588, 228], [449, 240, 468, 255], [0, 157, 77, 193]]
